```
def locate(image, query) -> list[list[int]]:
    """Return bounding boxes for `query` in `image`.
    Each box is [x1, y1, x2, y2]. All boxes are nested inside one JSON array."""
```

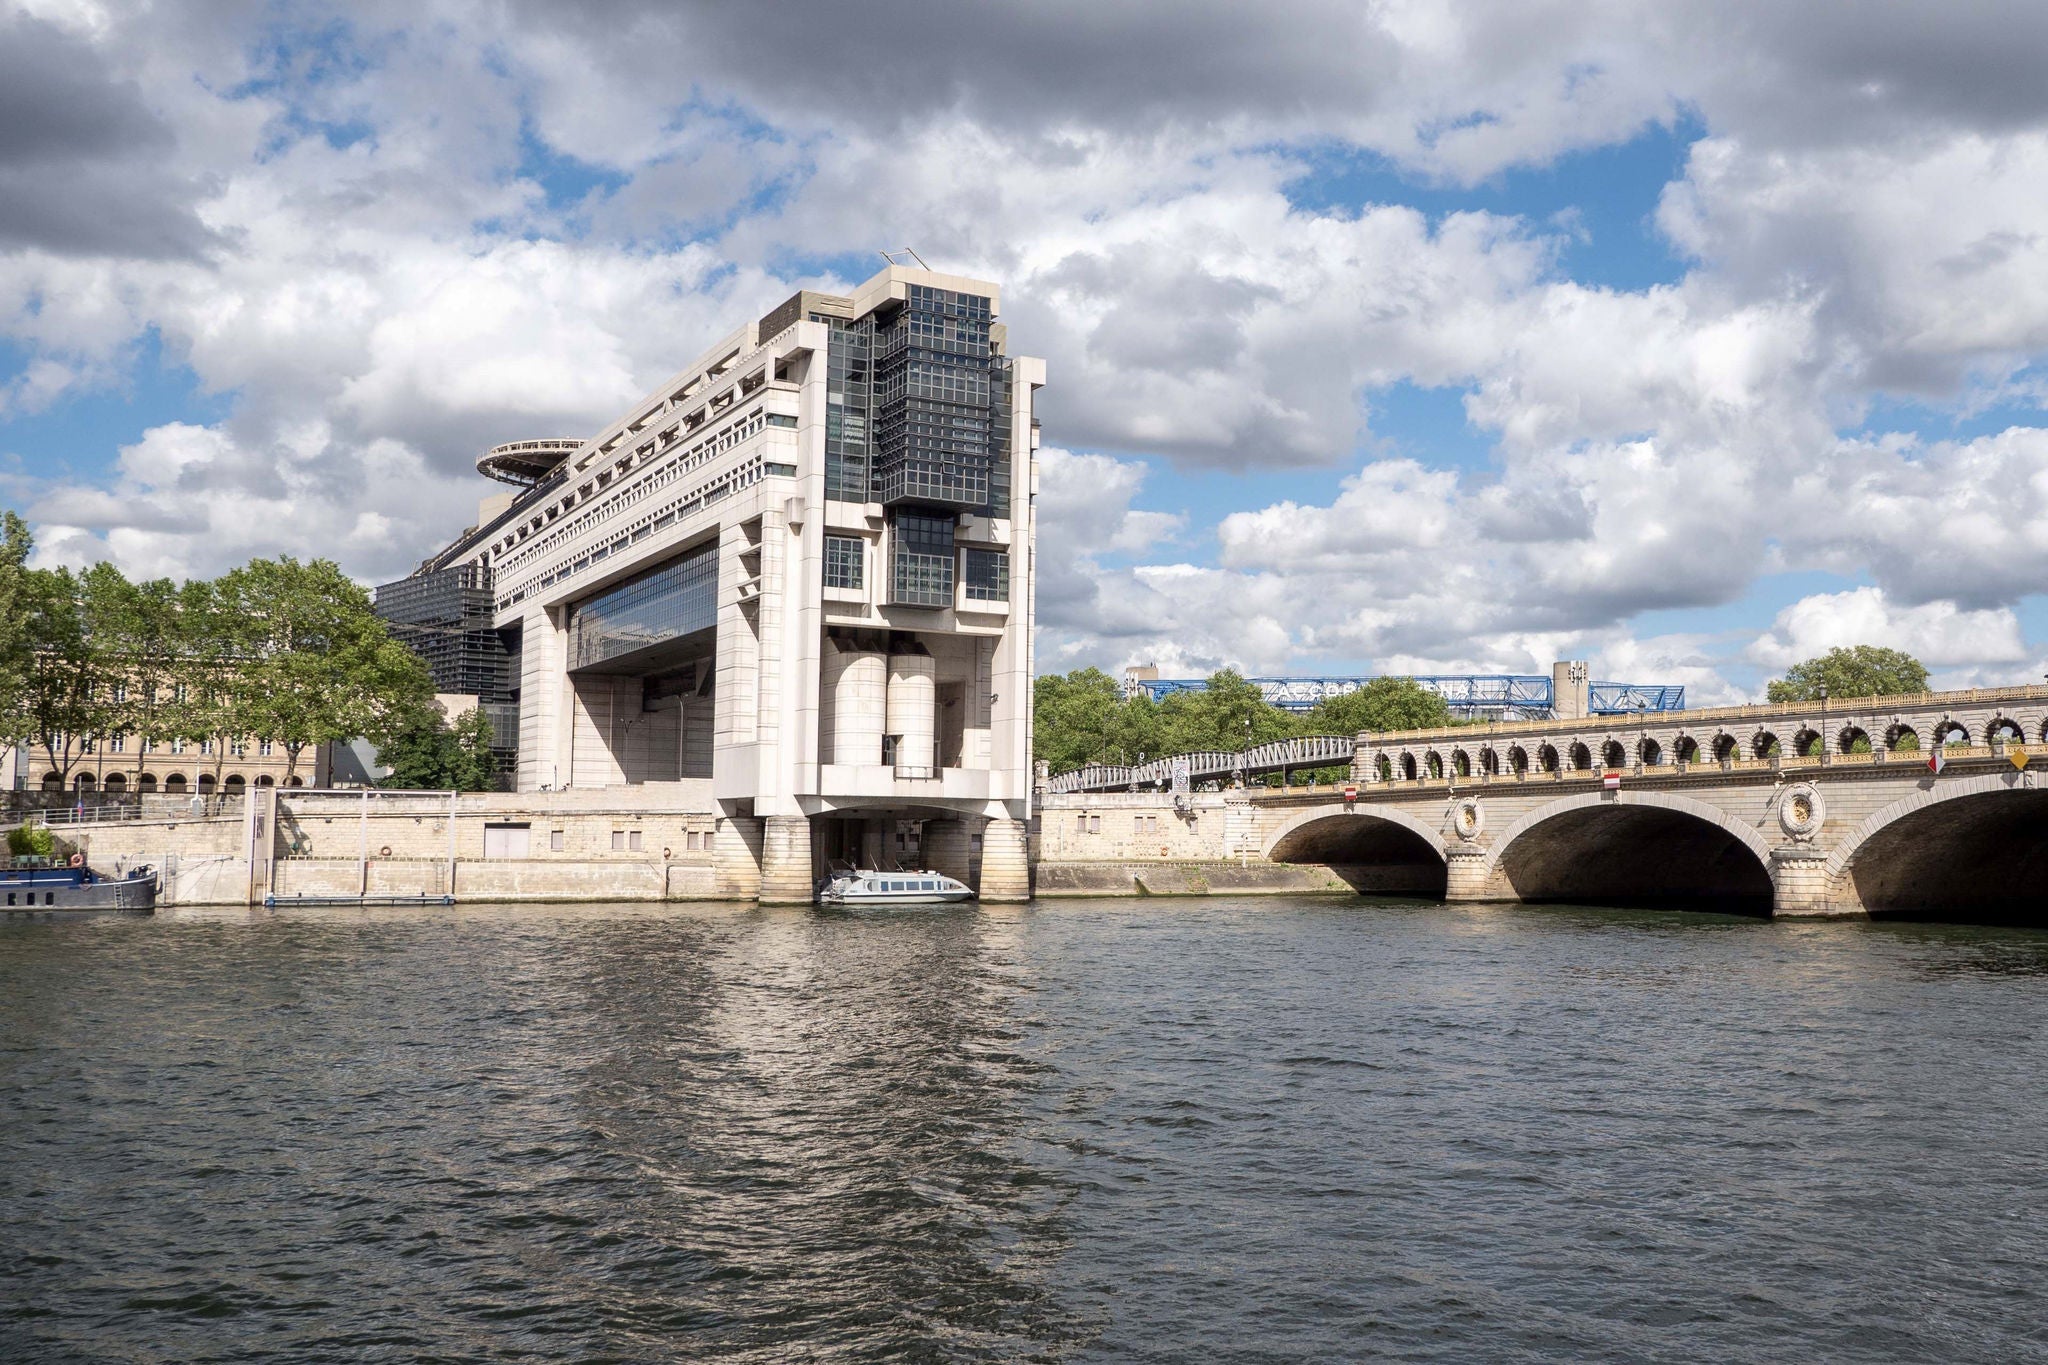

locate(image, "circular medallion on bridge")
[[1779, 783, 1825, 839], [1451, 797, 1485, 842]]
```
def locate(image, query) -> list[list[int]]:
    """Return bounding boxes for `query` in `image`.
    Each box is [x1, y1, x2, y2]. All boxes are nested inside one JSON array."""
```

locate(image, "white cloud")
[[1747, 586, 2028, 674]]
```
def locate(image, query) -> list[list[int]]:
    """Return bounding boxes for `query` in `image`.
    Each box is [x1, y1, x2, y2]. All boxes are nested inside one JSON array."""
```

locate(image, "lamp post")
[[1818, 681, 1828, 765]]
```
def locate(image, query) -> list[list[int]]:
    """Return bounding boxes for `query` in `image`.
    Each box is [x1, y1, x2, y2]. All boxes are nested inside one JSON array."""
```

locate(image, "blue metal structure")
[[1123, 674, 1684, 719]]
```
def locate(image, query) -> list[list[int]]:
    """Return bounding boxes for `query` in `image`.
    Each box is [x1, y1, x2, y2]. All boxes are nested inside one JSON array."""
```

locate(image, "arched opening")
[[1538, 744, 1558, 773], [1713, 735, 1738, 762], [286, 776, 304, 788], [1837, 726, 1871, 755], [1846, 788, 2048, 924], [1509, 746, 1529, 776], [1494, 802, 1773, 914], [1400, 754, 1417, 781], [1986, 718, 2022, 746], [1792, 728, 1822, 758], [1601, 740, 1627, 769], [197, 774, 217, 795], [1753, 732, 1781, 760], [1676, 736, 1701, 764], [1888, 724, 1920, 752], [255, 774, 275, 788], [1641, 738, 1664, 766], [103, 773, 128, 794], [224, 775, 247, 793], [1424, 752, 1443, 780], [164, 774, 189, 794], [1374, 756, 1393, 782], [1451, 750, 1471, 778], [1933, 721, 1970, 749], [74, 773, 96, 793], [1481, 749, 1499, 776], [1268, 814, 1447, 899], [138, 773, 158, 794], [1568, 742, 1591, 771], [41, 772, 63, 792]]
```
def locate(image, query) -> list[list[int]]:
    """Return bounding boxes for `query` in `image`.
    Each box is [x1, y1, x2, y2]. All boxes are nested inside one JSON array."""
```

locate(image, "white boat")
[[817, 867, 974, 907]]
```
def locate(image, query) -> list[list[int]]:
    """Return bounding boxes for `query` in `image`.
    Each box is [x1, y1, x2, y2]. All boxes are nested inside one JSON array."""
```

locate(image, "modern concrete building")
[[380, 265, 1043, 900]]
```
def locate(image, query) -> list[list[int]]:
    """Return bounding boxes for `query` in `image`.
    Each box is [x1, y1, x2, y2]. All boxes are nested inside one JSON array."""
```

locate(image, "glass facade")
[[872, 286, 1006, 512], [890, 513, 955, 607], [818, 313, 873, 502], [824, 535, 864, 589], [568, 541, 719, 671], [963, 548, 1009, 602]]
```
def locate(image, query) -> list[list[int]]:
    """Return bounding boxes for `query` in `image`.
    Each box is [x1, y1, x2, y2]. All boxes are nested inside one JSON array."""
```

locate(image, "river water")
[[4, 898, 2047, 1363]]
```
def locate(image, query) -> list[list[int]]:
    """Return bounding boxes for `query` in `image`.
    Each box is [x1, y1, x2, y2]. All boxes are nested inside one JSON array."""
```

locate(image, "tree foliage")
[[1765, 646, 1930, 703], [0, 514, 439, 787], [1033, 668, 1458, 775], [377, 703, 497, 792]]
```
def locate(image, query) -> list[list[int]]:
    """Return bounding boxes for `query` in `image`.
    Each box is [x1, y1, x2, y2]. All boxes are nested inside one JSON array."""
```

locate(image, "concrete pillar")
[[920, 816, 976, 883], [887, 648, 936, 772], [861, 818, 889, 870], [821, 642, 885, 766], [713, 815, 764, 901], [1443, 845, 1493, 902], [759, 814, 814, 904], [1770, 846, 1840, 917], [979, 816, 1030, 902]]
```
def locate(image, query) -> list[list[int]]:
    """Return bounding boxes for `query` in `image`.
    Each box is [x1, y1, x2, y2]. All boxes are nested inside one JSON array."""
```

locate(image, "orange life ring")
[[68, 852, 84, 868]]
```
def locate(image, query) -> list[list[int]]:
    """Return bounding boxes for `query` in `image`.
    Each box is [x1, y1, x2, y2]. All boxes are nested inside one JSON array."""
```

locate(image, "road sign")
[[2012, 744, 2030, 771], [1602, 772, 1621, 791]]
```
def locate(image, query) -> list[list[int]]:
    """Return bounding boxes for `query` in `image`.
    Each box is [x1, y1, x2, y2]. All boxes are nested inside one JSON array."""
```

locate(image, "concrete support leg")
[[1770, 846, 1845, 917], [759, 814, 814, 904], [714, 816, 764, 902], [920, 817, 976, 884], [979, 816, 1030, 902], [1443, 845, 1493, 902]]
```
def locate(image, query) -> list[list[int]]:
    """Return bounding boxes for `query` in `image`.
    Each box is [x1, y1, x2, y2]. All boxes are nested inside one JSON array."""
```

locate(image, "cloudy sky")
[[6, 0, 2048, 702]]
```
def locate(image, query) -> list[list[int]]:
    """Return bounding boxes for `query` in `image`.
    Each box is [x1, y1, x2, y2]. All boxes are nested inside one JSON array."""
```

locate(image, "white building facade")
[[389, 266, 1042, 900]]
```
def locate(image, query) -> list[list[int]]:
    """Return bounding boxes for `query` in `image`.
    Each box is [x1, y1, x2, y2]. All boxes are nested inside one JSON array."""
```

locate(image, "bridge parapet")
[[1356, 684, 2048, 788]]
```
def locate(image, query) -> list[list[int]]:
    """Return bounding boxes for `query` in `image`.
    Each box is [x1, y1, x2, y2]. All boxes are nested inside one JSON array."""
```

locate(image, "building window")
[[230, 739, 247, 757], [612, 830, 626, 851], [1075, 813, 1086, 834], [1089, 815, 1101, 834], [550, 830, 565, 852], [890, 512, 955, 606], [109, 736, 125, 754], [629, 830, 644, 852], [171, 738, 186, 755], [199, 739, 213, 756], [767, 413, 797, 428], [259, 740, 273, 757], [824, 536, 864, 589], [964, 549, 1008, 601]]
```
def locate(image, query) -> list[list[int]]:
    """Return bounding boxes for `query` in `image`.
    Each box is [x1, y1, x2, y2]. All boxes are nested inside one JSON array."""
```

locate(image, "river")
[[4, 898, 2046, 1363]]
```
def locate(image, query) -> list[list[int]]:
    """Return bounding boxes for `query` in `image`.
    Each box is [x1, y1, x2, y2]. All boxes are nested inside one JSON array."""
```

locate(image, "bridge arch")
[[1263, 804, 1447, 898], [1824, 774, 2048, 922], [1484, 791, 1774, 914]]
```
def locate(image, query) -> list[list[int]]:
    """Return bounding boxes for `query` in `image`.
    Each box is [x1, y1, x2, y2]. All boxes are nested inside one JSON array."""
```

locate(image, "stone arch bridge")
[[1039, 684, 2048, 919]]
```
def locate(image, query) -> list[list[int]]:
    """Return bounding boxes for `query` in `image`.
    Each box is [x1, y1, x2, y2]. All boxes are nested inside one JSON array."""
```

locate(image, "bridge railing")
[[1045, 735, 1358, 794]]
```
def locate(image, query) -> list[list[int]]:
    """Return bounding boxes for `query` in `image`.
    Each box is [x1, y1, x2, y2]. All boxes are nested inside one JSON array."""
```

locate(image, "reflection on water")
[[4, 899, 2048, 1362]]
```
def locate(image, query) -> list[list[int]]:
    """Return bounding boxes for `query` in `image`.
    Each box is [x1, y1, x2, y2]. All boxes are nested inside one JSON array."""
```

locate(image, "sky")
[[5, 0, 2048, 705]]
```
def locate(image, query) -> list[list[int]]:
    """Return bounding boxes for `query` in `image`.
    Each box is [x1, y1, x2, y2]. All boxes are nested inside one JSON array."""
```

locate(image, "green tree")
[[82, 564, 185, 789], [0, 511, 32, 731], [1766, 646, 1930, 702], [229, 557, 435, 782], [1303, 676, 1455, 735], [18, 568, 119, 789], [377, 704, 498, 791], [1033, 668, 1124, 774]]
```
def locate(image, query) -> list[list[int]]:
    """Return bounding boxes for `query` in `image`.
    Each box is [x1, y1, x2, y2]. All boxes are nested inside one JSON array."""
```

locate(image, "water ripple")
[[2, 900, 2046, 1361]]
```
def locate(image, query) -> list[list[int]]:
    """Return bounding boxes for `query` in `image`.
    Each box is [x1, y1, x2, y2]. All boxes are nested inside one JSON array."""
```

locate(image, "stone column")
[[1443, 844, 1493, 902], [979, 816, 1030, 902], [759, 814, 814, 904], [1770, 846, 1839, 917], [920, 816, 977, 883], [713, 815, 764, 901]]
